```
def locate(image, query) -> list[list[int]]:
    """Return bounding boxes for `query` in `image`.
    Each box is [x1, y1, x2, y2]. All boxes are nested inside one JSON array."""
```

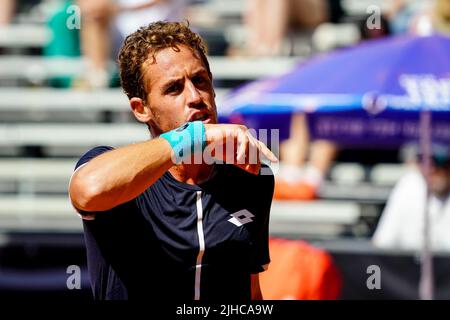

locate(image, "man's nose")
[[185, 81, 203, 108]]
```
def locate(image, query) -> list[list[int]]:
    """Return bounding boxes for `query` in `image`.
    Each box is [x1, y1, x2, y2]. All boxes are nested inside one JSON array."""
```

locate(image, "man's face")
[[429, 165, 450, 198], [142, 45, 218, 136]]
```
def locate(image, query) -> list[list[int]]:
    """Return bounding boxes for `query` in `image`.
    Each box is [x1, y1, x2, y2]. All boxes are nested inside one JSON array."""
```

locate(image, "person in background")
[[273, 113, 337, 200], [75, 0, 188, 88], [373, 144, 450, 251], [0, 0, 15, 25], [386, 0, 450, 36], [244, 0, 343, 199], [243, 0, 343, 56]]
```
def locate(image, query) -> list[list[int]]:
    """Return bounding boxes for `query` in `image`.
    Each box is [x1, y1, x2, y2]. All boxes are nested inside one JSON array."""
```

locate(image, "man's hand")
[[204, 124, 278, 175]]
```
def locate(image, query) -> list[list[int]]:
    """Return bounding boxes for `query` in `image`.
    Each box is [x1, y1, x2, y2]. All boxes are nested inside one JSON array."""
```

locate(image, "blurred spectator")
[[44, 1, 81, 88], [76, 0, 188, 88], [45, 0, 188, 89], [243, 0, 343, 56], [409, 0, 450, 35], [247, 1, 344, 198], [373, 144, 450, 251], [384, 0, 427, 35], [274, 113, 337, 200], [0, 0, 15, 25], [274, 0, 394, 201], [386, 0, 450, 36], [0, 0, 42, 25], [432, 0, 450, 34]]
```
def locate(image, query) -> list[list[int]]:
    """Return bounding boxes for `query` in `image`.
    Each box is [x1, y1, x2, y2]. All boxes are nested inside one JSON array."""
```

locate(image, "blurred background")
[[1, 0, 450, 300]]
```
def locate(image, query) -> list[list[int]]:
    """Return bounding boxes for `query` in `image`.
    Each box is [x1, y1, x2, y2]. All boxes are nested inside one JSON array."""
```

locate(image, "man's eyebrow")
[[161, 77, 183, 91], [192, 68, 209, 77]]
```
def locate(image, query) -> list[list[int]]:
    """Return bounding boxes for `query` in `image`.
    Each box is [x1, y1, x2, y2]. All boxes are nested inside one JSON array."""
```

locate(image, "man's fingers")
[[236, 130, 248, 164], [256, 140, 278, 163], [247, 134, 260, 165], [245, 132, 277, 163], [206, 124, 278, 169], [236, 131, 278, 169]]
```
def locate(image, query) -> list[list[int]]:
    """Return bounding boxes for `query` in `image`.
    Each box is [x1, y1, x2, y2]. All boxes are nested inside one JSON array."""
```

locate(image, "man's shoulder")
[[75, 146, 115, 170]]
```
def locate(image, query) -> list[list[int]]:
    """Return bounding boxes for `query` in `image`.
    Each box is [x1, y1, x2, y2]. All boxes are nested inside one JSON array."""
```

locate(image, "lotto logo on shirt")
[[228, 210, 255, 227]]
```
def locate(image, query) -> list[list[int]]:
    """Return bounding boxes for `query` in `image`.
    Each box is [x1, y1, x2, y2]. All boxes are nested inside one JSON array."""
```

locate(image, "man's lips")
[[189, 113, 210, 122]]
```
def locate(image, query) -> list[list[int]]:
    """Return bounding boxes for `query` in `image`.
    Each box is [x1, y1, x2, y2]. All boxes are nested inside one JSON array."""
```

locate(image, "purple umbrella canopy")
[[220, 34, 450, 147]]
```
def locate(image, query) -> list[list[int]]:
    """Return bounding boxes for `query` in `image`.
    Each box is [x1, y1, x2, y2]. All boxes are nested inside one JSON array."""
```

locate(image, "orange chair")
[[260, 237, 342, 300]]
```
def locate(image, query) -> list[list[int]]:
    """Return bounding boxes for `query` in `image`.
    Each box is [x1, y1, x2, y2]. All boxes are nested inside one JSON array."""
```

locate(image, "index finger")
[[251, 137, 278, 163]]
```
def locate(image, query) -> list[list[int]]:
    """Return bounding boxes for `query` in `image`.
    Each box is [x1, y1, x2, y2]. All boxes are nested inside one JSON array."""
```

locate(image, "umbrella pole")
[[418, 109, 434, 300]]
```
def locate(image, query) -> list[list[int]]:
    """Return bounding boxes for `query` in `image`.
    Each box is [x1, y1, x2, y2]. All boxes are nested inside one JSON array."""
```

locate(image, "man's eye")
[[193, 76, 206, 85], [167, 84, 181, 93]]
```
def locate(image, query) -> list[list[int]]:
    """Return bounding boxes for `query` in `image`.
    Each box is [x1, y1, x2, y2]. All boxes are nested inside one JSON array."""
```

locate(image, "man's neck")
[[169, 163, 215, 185]]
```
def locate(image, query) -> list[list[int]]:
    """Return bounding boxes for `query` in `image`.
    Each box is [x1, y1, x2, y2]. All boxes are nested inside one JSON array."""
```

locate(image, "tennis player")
[[69, 21, 277, 301]]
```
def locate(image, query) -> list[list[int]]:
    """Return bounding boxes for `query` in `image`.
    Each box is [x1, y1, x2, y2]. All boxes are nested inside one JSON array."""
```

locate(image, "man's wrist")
[[160, 121, 206, 164]]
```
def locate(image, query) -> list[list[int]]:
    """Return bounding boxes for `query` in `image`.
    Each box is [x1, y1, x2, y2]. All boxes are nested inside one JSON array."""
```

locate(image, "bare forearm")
[[70, 138, 173, 211]]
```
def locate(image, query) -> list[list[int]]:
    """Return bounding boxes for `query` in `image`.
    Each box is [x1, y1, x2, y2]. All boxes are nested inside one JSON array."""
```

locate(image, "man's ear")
[[130, 97, 152, 123]]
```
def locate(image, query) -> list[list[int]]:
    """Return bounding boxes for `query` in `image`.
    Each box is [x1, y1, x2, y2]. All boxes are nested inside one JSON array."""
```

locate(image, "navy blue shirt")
[[74, 146, 274, 301]]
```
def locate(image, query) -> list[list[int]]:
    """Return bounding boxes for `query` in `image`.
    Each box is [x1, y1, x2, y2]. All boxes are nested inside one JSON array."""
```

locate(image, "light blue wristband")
[[160, 121, 206, 164]]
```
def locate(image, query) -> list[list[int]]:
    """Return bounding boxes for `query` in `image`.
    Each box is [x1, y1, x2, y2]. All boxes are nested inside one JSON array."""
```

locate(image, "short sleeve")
[[74, 146, 115, 170], [70, 146, 115, 218]]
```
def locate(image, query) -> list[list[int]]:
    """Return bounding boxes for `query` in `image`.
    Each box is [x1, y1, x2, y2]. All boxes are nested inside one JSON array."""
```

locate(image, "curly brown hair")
[[118, 21, 210, 103]]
